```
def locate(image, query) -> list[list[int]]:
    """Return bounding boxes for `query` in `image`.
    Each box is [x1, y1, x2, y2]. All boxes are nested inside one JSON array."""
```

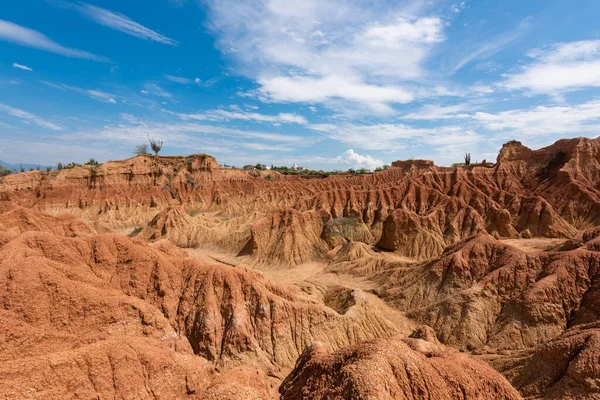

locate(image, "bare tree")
[[134, 143, 149, 155], [464, 153, 471, 166], [148, 135, 163, 157], [147, 135, 163, 186]]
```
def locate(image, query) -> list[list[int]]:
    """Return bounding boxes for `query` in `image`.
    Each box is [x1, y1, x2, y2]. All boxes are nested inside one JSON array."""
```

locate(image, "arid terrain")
[[3, 137, 600, 399]]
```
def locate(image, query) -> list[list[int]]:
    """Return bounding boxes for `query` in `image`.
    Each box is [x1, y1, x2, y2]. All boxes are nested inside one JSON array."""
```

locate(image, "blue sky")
[[1, 0, 600, 170]]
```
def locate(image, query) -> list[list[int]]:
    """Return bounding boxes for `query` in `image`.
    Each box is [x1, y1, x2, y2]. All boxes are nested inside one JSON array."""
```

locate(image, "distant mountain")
[[0, 160, 53, 172]]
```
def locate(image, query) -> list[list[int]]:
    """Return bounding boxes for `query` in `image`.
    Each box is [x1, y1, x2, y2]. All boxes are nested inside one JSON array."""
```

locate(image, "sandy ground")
[[185, 246, 416, 336], [501, 238, 568, 253]]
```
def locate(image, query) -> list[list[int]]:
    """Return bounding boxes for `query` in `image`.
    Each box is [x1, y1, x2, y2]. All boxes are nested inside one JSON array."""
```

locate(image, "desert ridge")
[[2, 137, 600, 398]]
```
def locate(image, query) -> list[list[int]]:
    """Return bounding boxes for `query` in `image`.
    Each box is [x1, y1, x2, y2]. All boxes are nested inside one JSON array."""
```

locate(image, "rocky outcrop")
[[279, 336, 522, 400], [391, 159, 435, 170], [375, 234, 600, 352], [239, 208, 330, 266], [0, 337, 277, 400], [0, 208, 398, 397], [0, 205, 94, 244], [4, 138, 600, 266], [378, 198, 486, 260], [490, 322, 600, 399]]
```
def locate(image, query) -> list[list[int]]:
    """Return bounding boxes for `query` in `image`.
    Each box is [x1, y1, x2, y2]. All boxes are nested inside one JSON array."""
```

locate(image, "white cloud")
[[402, 103, 474, 120], [194, 78, 202, 84], [61, 119, 309, 155], [73, 3, 177, 46], [399, 100, 600, 139], [142, 83, 173, 98], [42, 81, 117, 104], [503, 40, 600, 93], [335, 149, 384, 170], [397, 99, 600, 141], [257, 75, 413, 111], [473, 100, 600, 136], [359, 17, 444, 47], [170, 108, 308, 125], [13, 63, 33, 71], [205, 0, 447, 111], [0, 103, 63, 131], [308, 121, 482, 151], [0, 137, 118, 166], [87, 90, 117, 104], [165, 75, 193, 84], [449, 18, 530, 74], [0, 19, 103, 61]]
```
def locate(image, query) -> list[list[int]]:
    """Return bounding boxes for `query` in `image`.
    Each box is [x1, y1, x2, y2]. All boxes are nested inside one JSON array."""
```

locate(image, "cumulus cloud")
[[13, 63, 33, 71], [0, 19, 103, 61], [358, 17, 444, 47], [335, 149, 384, 170], [72, 3, 177, 46], [256, 75, 413, 110], [205, 0, 447, 112], [502, 40, 600, 93]]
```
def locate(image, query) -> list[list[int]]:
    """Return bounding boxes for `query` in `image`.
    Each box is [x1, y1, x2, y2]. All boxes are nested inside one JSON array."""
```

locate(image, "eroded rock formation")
[[3, 138, 600, 398]]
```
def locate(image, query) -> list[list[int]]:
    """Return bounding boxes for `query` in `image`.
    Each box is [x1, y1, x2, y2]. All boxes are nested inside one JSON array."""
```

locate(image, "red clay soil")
[[488, 322, 600, 399], [4, 138, 600, 398], [374, 233, 600, 352], [3, 138, 600, 266], [0, 208, 403, 398], [279, 333, 522, 400]]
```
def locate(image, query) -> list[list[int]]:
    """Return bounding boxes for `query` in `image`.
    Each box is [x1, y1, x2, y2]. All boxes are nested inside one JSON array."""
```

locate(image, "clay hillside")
[[3, 137, 600, 399]]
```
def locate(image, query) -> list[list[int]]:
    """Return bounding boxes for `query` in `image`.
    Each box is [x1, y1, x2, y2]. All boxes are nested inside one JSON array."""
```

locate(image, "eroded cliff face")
[[280, 335, 523, 400], [373, 234, 600, 352], [4, 137, 600, 399], [4, 138, 600, 267], [0, 207, 402, 398]]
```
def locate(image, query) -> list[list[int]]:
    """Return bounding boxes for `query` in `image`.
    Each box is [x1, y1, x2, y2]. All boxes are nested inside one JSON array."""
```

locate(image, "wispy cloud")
[[12, 63, 33, 71], [72, 3, 178, 46], [142, 83, 173, 98], [402, 103, 479, 120], [308, 121, 481, 152], [502, 40, 600, 94], [170, 107, 308, 125], [0, 19, 104, 61], [60, 118, 310, 156], [402, 100, 600, 138], [449, 18, 530, 74], [164, 75, 202, 85], [472, 100, 600, 136], [42, 81, 117, 104], [0, 103, 63, 130]]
